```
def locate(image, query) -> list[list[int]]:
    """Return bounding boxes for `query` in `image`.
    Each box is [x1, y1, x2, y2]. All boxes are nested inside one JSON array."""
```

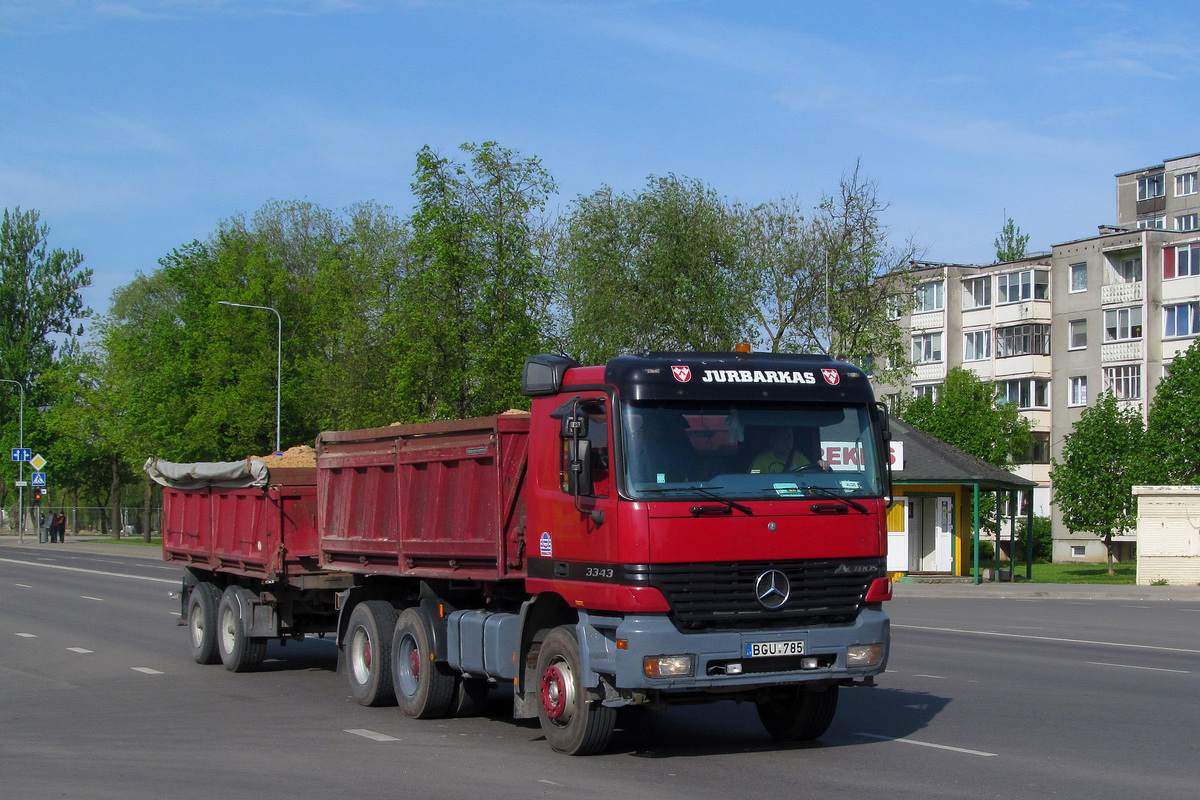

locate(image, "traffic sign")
[[14, 480, 28, 487], [29, 453, 46, 471], [10, 447, 31, 462], [31, 472, 46, 486]]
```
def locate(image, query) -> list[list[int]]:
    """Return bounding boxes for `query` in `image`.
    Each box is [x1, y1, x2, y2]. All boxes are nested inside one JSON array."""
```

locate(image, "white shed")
[[1133, 486, 1200, 586]]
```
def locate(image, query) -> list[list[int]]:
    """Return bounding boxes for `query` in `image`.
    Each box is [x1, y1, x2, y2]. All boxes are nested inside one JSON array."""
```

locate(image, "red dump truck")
[[151, 350, 894, 755]]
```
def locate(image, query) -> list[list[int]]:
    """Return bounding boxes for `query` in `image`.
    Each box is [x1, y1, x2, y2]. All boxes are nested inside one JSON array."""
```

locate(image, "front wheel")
[[345, 601, 399, 707], [534, 625, 616, 755], [756, 684, 839, 741], [391, 607, 455, 718]]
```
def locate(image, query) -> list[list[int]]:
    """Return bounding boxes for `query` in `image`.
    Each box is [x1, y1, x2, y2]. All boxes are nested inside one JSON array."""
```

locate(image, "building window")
[[1176, 172, 1197, 197], [1177, 214, 1198, 232], [1023, 432, 1051, 465], [913, 383, 940, 402], [1103, 306, 1143, 342], [963, 330, 991, 361], [1164, 302, 1200, 338], [997, 269, 1049, 304], [962, 276, 991, 309], [1168, 243, 1200, 279], [995, 324, 1051, 357], [1071, 545, 1086, 558], [1068, 319, 1087, 350], [1107, 257, 1142, 284], [1103, 365, 1142, 400], [1137, 173, 1165, 200], [1069, 262, 1088, 293], [911, 332, 943, 364], [1069, 376, 1087, 407], [998, 378, 1050, 409], [913, 280, 945, 313], [1137, 216, 1166, 230]]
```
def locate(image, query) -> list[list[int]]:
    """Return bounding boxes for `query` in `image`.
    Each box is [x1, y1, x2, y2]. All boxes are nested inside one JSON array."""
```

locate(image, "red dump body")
[[316, 413, 531, 582], [162, 467, 321, 582]]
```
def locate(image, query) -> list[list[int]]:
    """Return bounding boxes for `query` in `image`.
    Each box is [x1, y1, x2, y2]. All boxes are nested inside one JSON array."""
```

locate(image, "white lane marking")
[[856, 732, 997, 757], [912, 674, 946, 679], [345, 729, 399, 742], [131, 667, 163, 675], [1086, 661, 1190, 674], [895, 624, 1200, 655], [0, 557, 176, 584], [67, 647, 93, 654], [16, 632, 37, 638], [80, 595, 105, 602], [14, 583, 31, 588]]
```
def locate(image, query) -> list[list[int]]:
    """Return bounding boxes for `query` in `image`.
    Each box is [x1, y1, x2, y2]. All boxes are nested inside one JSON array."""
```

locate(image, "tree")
[[556, 174, 757, 364], [1140, 338, 1200, 484], [994, 217, 1029, 262], [0, 207, 92, 512], [1050, 392, 1144, 575], [897, 367, 1032, 468]]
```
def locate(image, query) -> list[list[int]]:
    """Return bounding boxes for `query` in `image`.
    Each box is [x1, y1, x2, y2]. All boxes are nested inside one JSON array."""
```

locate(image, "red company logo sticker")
[[821, 369, 841, 386], [671, 365, 692, 383]]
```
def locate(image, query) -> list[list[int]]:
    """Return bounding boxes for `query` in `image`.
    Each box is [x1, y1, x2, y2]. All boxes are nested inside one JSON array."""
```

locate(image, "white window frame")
[[961, 276, 991, 309], [913, 280, 945, 314], [1137, 216, 1166, 230], [1176, 172, 1197, 197], [911, 332, 943, 364], [913, 384, 940, 402], [997, 269, 1049, 304], [1164, 302, 1200, 338], [1069, 376, 1087, 407], [1069, 262, 1088, 293], [963, 329, 990, 361], [1103, 365, 1142, 400], [1103, 306, 1143, 343], [1177, 214, 1198, 232], [1068, 319, 1087, 350], [1138, 173, 1165, 200], [1176, 244, 1200, 278], [1107, 257, 1142, 284], [995, 324, 1051, 358], [997, 378, 1050, 410]]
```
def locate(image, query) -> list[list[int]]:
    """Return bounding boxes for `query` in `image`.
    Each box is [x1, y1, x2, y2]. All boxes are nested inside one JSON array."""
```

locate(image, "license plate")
[[746, 640, 805, 658]]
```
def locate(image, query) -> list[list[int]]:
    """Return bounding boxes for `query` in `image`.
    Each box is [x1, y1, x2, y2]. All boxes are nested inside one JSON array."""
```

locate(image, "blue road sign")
[[31, 472, 46, 486], [11, 447, 32, 462]]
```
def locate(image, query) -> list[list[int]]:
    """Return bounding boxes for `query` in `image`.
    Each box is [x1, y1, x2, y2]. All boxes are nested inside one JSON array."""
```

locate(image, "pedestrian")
[[51, 512, 66, 543], [39, 513, 50, 544]]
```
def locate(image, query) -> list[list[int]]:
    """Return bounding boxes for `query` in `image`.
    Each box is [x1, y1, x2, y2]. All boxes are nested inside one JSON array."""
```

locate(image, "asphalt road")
[[3, 538, 1199, 800]]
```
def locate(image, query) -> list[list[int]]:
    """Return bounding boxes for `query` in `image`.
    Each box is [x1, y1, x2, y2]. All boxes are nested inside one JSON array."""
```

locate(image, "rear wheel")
[[217, 585, 267, 673], [756, 684, 839, 741], [535, 625, 616, 755], [346, 601, 399, 707], [391, 607, 455, 718], [187, 581, 221, 665]]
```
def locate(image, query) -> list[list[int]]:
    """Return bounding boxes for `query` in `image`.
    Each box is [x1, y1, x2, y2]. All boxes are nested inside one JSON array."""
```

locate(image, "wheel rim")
[[189, 602, 205, 649], [219, 604, 236, 654], [540, 659, 574, 724], [349, 627, 372, 685], [397, 633, 420, 697]]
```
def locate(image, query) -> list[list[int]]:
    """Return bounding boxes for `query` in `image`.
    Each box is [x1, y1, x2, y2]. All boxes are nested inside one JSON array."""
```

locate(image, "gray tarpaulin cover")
[[143, 457, 270, 490]]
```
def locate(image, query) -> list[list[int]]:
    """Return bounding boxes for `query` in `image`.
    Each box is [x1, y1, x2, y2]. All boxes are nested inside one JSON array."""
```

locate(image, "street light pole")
[[1, 379, 25, 543], [217, 301, 282, 454]]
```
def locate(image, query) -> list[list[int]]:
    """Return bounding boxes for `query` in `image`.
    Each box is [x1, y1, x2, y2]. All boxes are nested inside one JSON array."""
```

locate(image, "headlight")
[[846, 643, 885, 667], [643, 655, 694, 678]]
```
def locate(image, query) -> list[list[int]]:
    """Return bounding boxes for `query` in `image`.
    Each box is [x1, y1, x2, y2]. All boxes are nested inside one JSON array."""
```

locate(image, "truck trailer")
[[151, 350, 894, 755]]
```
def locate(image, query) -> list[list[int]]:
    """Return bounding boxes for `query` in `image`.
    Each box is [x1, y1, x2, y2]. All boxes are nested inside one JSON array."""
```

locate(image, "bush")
[[1015, 516, 1053, 563]]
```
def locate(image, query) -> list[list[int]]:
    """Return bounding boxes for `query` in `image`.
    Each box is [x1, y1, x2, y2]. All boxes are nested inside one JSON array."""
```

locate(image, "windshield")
[[620, 400, 884, 501]]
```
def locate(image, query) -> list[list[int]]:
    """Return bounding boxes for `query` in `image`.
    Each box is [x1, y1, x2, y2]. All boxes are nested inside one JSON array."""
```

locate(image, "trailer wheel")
[[535, 625, 616, 755], [755, 684, 839, 741], [346, 601, 399, 707], [391, 607, 454, 718], [448, 677, 490, 717], [186, 581, 221, 665], [217, 585, 267, 673]]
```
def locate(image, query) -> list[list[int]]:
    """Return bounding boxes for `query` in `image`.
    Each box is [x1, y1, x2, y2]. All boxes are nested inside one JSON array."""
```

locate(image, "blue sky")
[[3, 0, 1199, 323]]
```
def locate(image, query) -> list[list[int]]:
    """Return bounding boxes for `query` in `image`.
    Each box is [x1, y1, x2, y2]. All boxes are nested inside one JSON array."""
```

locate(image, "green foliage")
[[1140, 338, 1200, 484], [994, 217, 1029, 262], [556, 174, 757, 364], [1050, 391, 1144, 573], [897, 367, 1033, 467], [1015, 516, 1053, 563]]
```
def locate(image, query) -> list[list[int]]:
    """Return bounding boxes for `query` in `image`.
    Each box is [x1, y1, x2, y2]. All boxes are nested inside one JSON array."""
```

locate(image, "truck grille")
[[626, 558, 884, 631]]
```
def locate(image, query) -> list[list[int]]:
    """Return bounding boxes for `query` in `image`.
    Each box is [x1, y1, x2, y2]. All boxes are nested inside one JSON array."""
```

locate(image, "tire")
[[217, 585, 268, 673], [534, 625, 616, 756], [448, 677, 490, 718], [756, 684, 839, 741], [345, 601, 399, 707], [186, 582, 221, 665], [391, 607, 455, 719]]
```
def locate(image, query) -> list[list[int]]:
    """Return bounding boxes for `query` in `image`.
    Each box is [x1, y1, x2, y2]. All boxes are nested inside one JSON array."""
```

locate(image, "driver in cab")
[[749, 426, 829, 474]]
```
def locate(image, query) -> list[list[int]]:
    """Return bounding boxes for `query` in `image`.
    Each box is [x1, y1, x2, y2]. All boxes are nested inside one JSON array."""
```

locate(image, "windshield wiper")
[[693, 488, 753, 516], [806, 486, 868, 514]]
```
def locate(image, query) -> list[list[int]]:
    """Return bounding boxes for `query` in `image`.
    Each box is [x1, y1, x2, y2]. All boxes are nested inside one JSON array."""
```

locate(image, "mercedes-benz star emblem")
[[754, 569, 791, 610]]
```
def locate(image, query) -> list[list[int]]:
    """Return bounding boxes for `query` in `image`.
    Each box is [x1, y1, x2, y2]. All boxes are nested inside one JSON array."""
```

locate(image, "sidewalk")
[[894, 577, 1200, 601], [0, 532, 164, 560]]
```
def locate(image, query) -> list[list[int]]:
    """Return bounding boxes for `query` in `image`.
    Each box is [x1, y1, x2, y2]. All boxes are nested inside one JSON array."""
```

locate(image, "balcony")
[[910, 311, 944, 331], [1101, 341, 1142, 363], [1101, 282, 1143, 306]]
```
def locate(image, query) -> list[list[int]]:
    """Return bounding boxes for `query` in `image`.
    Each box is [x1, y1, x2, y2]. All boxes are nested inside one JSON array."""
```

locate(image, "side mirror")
[[567, 438, 594, 496]]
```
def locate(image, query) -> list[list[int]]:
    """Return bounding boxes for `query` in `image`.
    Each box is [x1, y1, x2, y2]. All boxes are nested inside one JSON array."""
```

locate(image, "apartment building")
[[880, 154, 1200, 563]]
